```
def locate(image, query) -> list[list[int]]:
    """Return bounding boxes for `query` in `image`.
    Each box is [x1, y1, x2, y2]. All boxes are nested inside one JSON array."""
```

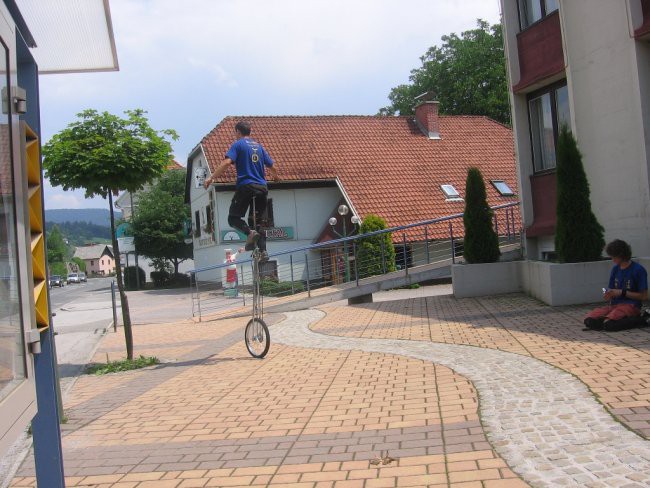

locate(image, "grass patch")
[[85, 355, 159, 375]]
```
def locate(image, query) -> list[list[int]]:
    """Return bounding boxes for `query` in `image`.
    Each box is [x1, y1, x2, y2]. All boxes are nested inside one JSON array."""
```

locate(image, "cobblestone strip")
[[274, 310, 650, 487]]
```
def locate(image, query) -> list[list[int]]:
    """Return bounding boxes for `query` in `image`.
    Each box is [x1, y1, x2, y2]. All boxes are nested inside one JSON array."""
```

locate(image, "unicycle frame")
[[245, 196, 270, 358]]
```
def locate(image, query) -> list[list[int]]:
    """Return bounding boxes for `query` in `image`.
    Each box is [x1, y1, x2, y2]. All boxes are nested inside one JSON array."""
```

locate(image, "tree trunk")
[[173, 258, 179, 275], [108, 192, 134, 360]]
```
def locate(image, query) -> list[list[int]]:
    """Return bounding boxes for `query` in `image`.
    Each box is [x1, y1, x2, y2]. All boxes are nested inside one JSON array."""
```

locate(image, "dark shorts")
[[229, 184, 268, 219]]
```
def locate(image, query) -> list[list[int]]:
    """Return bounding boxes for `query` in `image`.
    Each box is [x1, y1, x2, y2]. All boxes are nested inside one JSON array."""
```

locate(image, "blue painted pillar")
[[31, 329, 66, 486], [17, 30, 66, 487]]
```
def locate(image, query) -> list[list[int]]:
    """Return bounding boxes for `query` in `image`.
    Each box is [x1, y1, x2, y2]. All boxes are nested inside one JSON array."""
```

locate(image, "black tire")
[[245, 318, 270, 358]]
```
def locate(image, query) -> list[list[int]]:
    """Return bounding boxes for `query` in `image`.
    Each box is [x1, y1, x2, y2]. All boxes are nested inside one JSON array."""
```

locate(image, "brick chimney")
[[414, 92, 441, 140]]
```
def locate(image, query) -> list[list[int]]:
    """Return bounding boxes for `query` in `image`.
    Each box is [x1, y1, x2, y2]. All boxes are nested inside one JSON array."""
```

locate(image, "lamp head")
[[338, 205, 349, 216], [351, 216, 360, 225], [328, 217, 338, 226]]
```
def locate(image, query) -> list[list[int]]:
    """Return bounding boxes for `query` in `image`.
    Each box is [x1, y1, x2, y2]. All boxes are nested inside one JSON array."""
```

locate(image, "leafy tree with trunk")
[[379, 20, 510, 125], [43, 109, 177, 359], [72, 257, 86, 272], [463, 167, 500, 264], [131, 169, 193, 275], [555, 126, 605, 262], [46, 224, 68, 264], [357, 214, 396, 279]]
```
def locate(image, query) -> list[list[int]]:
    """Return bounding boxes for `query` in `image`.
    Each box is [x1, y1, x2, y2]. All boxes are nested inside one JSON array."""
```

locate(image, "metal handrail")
[[190, 201, 520, 274]]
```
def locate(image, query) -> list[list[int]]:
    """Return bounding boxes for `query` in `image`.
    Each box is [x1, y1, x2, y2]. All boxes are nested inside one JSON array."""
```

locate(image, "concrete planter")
[[453, 257, 650, 306], [452, 261, 522, 299], [521, 259, 611, 306]]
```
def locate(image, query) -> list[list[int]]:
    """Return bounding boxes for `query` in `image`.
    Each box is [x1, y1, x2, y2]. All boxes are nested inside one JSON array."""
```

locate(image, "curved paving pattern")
[[273, 310, 650, 487]]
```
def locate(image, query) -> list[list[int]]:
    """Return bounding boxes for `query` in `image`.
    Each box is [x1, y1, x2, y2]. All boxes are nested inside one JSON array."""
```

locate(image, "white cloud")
[[37, 0, 502, 208]]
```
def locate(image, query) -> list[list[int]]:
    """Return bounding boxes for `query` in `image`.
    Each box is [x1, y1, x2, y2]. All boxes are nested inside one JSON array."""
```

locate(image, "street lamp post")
[[329, 205, 360, 283]]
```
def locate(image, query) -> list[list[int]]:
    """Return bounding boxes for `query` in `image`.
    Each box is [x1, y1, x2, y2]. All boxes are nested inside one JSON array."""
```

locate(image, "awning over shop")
[[15, 0, 118, 73]]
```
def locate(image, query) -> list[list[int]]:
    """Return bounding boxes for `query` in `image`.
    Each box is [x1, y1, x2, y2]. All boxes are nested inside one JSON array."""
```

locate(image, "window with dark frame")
[[266, 198, 275, 227], [491, 180, 516, 196], [528, 81, 570, 173], [518, 0, 559, 30], [205, 205, 213, 233], [194, 210, 201, 236]]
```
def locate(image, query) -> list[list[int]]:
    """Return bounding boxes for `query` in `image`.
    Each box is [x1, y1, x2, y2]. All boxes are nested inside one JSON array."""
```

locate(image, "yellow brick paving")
[[19, 290, 650, 487]]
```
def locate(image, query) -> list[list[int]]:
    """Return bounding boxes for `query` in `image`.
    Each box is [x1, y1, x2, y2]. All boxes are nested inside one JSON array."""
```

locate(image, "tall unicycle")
[[245, 198, 270, 358]]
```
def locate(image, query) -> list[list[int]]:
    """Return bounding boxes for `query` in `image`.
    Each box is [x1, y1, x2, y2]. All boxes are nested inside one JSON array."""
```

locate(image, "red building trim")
[[513, 11, 565, 93], [635, 0, 650, 39], [526, 172, 557, 237]]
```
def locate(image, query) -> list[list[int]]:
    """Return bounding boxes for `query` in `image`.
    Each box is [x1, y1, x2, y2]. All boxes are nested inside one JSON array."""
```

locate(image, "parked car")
[[67, 273, 80, 284], [49, 275, 64, 288], [79, 272, 87, 282]]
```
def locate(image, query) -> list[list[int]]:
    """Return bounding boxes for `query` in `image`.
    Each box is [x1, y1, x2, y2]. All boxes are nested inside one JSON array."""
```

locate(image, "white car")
[[67, 273, 80, 284]]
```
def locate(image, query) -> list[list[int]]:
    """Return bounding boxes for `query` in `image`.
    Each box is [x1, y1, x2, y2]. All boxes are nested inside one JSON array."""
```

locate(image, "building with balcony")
[[501, 0, 650, 259], [186, 103, 520, 282]]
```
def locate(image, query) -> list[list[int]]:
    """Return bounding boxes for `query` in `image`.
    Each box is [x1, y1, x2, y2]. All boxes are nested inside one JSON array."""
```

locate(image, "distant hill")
[[45, 221, 112, 247], [45, 208, 122, 227]]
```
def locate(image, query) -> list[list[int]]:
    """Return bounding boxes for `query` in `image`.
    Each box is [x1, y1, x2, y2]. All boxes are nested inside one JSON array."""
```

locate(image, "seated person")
[[584, 239, 648, 330]]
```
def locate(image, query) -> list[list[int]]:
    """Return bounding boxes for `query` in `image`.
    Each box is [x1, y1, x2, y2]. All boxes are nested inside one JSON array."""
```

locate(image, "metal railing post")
[[424, 226, 430, 264], [240, 265, 246, 306], [354, 241, 359, 285], [494, 213, 499, 237], [402, 233, 408, 276], [304, 253, 311, 297], [449, 222, 456, 264], [380, 238, 386, 275], [505, 208, 511, 242], [194, 272, 202, 322], [110, 280, 117, 332], [290, 254, 295, 294]]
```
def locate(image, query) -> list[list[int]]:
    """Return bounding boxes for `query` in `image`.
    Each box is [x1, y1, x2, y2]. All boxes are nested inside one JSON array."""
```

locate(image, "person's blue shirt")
[[609, 261, 648, 308], [225, 137, 274, 187]]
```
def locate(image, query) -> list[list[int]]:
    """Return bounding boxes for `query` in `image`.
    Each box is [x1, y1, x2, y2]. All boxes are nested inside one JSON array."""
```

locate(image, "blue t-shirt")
[[225, 137, 274, 187], [609, 261, 648, 308]]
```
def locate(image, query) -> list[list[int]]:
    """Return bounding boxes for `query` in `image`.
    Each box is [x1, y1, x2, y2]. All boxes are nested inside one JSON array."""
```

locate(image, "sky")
[[40, 0, 502, 210]]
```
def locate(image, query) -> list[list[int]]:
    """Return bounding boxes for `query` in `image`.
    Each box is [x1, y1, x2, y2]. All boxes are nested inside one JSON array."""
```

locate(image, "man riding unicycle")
[[204, 120, 279, 261]]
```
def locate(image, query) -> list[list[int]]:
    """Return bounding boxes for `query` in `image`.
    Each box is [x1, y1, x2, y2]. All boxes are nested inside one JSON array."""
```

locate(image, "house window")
[[266, 198, 275, 227], [101, 259, 104, 265], [441, 185, 462, 201], [528, 82, 570, 172], [492, 180, 515, 196], [194, 210, 201, 236], [205, 204, 214, 233], [518, 0, 559, 29], [90, 260, 94, 266]]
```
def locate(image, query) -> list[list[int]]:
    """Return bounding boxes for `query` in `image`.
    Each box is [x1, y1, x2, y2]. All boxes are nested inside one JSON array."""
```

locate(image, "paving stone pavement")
[[273, 309, 650, 487]]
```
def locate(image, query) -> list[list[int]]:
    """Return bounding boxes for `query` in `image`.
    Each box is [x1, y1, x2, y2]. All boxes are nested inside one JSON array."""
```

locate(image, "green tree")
[[43, 109, 177, 359], [555, 126, 605, 262], [72, 257, 86, 272], [463, 167, 500, 264], [46, 225, 68, 264], [131, 170, 193, 275], [357, 215, 396, 279], [379, 20, 510, 125]]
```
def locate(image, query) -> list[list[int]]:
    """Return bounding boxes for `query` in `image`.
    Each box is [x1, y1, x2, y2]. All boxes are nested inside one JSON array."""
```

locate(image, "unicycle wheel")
[[245, 318, 270, 358]]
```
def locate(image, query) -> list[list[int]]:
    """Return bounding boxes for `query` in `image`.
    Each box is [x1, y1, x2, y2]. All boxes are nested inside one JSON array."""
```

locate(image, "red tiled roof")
[[167, 160, 184, 170], [200, 116, 519, 238]]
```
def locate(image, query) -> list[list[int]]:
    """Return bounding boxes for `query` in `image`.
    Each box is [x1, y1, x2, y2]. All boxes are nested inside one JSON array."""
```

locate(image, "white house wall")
[[189, 152, 343, 283]]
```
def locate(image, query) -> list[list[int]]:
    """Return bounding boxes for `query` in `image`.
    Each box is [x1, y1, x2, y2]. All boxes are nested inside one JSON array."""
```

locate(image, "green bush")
[[85, 355, 159, 375], [169, 273, 190, 287], [150, 270, 171, 287], [463, 167, 500, 264], [124, 266, 146, 290], [260, 279, 304, 297], [72, 257, 86, 272], [555, 126, 605, 262], [49, 261, 68, 278], [357, 214, 396, 279]]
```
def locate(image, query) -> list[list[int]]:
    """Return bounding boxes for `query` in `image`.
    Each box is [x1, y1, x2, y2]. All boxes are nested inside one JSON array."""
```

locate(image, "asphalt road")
[[48, 276, 114, 310]]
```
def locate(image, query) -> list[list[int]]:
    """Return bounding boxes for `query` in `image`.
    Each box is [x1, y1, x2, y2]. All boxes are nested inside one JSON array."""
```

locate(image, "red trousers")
[[585, 303, 641, 321]]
